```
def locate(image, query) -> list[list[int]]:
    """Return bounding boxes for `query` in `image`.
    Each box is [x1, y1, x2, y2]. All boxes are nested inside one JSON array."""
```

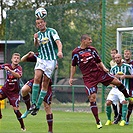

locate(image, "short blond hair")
[[12, 53, 20, 57]]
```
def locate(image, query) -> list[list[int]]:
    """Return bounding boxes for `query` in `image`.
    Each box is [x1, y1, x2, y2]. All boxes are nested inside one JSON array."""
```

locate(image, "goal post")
[[117, 27, 133, 54]]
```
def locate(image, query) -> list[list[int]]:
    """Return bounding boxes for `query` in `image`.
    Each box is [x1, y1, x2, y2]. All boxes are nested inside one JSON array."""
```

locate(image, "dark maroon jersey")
[[0, 63, 22, 93], [26, 53, 38, 62], [72, 46, 102, 78]]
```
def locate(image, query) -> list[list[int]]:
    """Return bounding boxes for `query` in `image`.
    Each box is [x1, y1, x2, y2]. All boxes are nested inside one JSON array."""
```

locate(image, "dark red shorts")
[[0, 87, 19, 107], [83, 71, 114, 96]]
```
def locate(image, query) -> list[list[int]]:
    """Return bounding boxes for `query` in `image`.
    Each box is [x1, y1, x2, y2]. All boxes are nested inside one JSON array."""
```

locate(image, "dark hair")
[[111, 48, 118, 53], [36, 18, 46, 22], [80, 34, 90, 41]]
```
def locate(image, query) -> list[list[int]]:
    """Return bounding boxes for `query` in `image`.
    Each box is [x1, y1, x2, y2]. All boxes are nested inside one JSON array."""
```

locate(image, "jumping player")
[[21, 51, 53, 133]]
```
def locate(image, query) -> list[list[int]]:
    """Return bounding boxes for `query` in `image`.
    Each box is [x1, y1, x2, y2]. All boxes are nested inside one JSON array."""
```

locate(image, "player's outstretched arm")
[[21, 51, 34, 62]]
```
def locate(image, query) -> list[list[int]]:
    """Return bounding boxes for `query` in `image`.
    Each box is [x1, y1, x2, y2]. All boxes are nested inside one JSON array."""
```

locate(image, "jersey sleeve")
[[92, 47, 101, 63], [51, 29, 60, 41], [71, 51, 78, 66], [26, 53, 38, 62]]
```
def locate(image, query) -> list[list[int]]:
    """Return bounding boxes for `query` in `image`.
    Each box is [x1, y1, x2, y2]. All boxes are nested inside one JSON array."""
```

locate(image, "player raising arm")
[[0, 53, 26, 131]]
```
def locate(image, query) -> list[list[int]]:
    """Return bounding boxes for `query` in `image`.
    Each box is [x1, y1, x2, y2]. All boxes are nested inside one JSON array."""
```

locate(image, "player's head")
[[36, 18, 46, 32], [11, 53, 21, 65], [124, 49, 131, 61], [114, 53, 122, 65], [110, 48, 118, 60], [80, 34, 92, 47]]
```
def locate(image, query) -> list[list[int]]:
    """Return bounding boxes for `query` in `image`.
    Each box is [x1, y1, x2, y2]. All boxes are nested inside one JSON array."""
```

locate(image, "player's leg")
[[44, 102, 53, 133], [105, 100, 112, 125], [10, 96, 26, 131], [30, 69, 43, 111], [21, 83, 32, 118], [0, 89, 7, 119], [111, 78, 131, 99], [118, 93, 128, 126], [86, 86, 102, 129], [112, 103, 118, 120], [126, 103, 133, 125]]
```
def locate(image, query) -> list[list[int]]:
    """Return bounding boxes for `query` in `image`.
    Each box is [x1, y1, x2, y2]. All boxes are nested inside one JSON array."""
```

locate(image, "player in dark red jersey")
[[20, 51, 53, 133], [0, 53, 26, 131], [69, 34, 133, 129], [123, 50, 133, 125]]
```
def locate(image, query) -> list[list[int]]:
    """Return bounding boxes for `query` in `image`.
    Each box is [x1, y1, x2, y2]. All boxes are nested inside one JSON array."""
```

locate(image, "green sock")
[[32, 84, 40, 104], [122, 104, 127, 121], [106, 106, 112, 120], [36, 90, 47, 109]]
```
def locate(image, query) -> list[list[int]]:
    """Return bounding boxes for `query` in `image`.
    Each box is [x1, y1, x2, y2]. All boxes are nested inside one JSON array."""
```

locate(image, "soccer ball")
[[35, 7, 47, 18]]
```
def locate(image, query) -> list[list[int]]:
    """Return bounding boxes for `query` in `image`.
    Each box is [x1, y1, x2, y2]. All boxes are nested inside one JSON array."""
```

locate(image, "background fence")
[[3, 0, 133, 112]]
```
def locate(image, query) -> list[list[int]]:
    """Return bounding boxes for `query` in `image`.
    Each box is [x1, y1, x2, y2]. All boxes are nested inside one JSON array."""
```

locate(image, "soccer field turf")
[[0, 108, 133, 133]]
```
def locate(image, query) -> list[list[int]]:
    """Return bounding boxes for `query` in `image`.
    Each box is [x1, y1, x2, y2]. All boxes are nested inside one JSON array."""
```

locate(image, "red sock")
[[46, 114, 53, 132], [90, 102, 100, 124], [23, 94, 31, 110], [14, 110, 25, 129]]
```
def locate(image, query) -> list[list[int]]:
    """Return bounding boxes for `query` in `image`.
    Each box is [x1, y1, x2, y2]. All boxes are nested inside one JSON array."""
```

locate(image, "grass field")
[[0, 107, 133, 133]]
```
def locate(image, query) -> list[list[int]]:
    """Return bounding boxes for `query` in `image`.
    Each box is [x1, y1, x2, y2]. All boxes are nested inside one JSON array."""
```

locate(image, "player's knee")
[[106, 100, 112, 106]]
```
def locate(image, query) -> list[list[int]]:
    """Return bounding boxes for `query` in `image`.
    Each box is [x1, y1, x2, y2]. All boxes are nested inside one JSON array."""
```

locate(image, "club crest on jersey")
[[40, 37, 49, 44], [80, 52, 92, 63]]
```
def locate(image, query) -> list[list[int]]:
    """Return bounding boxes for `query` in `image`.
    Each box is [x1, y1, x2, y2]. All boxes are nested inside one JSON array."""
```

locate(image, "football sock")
[[0, 108, 2, 118], [22, 94, 31, 110], [126, 103, 133, 122], [36, 90, 47, 109], [90, 102, 100, 123], [112, 103, 118, 118], [106, 106, 112, 120], [117, 84, 130, 98], [14, 110, 25, 129], [122, 104, 127, 121], [32, 84, 40, 104], [46, 114, 53, 132]]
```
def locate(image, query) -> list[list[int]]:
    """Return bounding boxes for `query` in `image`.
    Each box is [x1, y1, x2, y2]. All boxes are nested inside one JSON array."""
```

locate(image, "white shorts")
[[106, 87, 129, 105], [34, 57, 56, 78]]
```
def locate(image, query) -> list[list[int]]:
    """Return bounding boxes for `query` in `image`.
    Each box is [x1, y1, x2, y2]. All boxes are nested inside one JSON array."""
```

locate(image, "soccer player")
[[123, 49, 133, 125], [109, 48, 119, 121], [21, 51, 53, 133], [105, 53, 133, 126], [29, 18, 63, 114], [69, 34, 133, 129], [0, 53, 26, 131]]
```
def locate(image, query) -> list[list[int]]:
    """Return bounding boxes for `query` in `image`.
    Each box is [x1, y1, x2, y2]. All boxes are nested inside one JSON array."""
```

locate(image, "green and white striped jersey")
[[110, 63, 133, 90], [37, 28, 60, 60]]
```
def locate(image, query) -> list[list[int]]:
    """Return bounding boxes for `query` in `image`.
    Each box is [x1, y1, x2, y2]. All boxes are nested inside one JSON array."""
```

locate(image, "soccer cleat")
[[129, 97, 133, 102], [21, 110, 31, 119], [119, 120, 125, 126], [29, 104, 36, 112], [31, 107, 39, 116], [21, 127, 26, 131], [125, 121, 129, 125], [105, 120, 112, 125], [97, 121, 102, 129], [113, 114, 121, 124]]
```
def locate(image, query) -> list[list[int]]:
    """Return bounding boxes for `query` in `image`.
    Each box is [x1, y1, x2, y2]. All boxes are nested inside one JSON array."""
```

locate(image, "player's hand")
[[34, 33, 38, 39], [28, 51, 34, 56], [57, 52, 63, 58], [4, 66, 10, 71], [69, 78, 73, 86]]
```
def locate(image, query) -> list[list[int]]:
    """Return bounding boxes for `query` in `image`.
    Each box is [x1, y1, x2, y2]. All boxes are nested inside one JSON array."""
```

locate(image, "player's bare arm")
[[56, 40, 63, 58], [21, 51, 34, 62], [4, 66, 21, 78], [34, 33, 39, 47], [69, 66, 76, 86], [98, 62, 109, 72]]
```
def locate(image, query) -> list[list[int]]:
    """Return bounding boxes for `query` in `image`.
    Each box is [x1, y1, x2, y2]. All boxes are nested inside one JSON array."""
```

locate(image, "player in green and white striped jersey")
[[29, 18, 63, 119], [105, 53, 133, 126]]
